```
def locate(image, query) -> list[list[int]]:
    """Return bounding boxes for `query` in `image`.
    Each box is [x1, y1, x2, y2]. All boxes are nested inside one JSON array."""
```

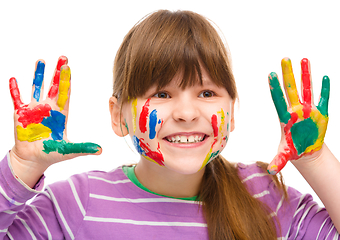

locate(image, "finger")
[[47, 56, 68, 100], [42, 140, 102, 155], [57, 65, 71, 111], [268, 72, 291, 124], [9, 77, 24, 110], [32, 60, 46, 102], [317, 75, 330, 116], [267, 152, 290, 175], [281, 58, 300, 107], [301, 58, 313, 105]]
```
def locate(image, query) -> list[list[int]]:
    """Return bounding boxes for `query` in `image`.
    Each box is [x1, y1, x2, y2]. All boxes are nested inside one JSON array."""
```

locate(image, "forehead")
[[157, 66, 218, 90]]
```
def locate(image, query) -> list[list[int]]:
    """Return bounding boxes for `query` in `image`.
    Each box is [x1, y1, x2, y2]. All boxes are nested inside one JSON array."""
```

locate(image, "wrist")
[[9, 149, 47, 188], [291, 144, 331, 173]]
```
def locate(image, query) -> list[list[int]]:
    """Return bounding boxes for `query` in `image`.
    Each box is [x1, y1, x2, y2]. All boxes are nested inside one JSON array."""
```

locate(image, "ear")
[[229, 100, 235, 132], [109, 96, 129, 137]]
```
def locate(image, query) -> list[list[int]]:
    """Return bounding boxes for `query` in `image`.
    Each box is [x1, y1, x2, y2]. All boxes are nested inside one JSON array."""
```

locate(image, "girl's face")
[[121, 68, 235, 174]]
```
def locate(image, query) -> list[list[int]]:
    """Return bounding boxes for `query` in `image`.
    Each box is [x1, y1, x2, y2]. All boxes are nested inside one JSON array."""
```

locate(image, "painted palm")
[[268, 58, 329, 175], [10, 57, 101, 167]]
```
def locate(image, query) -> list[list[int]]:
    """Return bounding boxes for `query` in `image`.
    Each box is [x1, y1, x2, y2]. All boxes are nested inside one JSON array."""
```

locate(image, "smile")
[[165, 134, 207, 144]]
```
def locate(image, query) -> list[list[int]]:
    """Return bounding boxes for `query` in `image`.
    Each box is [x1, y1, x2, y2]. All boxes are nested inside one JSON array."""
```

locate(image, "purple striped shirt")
[[0, 153, 339, 239]]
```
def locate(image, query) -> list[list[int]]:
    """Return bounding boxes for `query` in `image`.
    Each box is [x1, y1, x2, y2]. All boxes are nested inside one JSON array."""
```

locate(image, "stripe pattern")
[[1, 154, 339, 239]]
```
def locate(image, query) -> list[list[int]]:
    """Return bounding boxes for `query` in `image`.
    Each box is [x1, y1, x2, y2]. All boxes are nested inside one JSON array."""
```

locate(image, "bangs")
[[113, 10, 237, 103]]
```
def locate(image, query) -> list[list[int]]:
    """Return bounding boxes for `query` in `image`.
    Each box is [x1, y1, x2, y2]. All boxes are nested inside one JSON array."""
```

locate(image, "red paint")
[[17, 104, 51, 128], [211, 114, 218, 137], [9, 77, 23, 110], [284, 112, 298, 132], [139, 138, 165, 166], [273, 127, 300, 173], [301, 58, 312, 104], [47, 57, 67, 99], [139, 99, 150, 133], [302, 102, 312, 119]]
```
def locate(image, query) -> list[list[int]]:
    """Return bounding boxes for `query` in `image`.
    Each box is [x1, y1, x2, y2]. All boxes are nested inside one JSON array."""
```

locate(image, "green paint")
[[291, 118, 318, 155], [269, 72, 291, 124], [124, 119, 129, 133], [317, 75, 330, 116], [209, 150, 220, 161], [43, 140, 100, 155]]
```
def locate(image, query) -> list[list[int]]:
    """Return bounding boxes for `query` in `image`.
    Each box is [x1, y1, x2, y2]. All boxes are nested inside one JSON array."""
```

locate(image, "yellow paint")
[[305, 110, 328, 153], [17, 123, 51, 142], [281, 58, 300, 107], [200, 148, 212, 170], [292, 104, 304, 121], [57, 68, 71, 111], [144, 155, 164, 166], [131, 99, 137, 133], [217, 108, 225, 144]]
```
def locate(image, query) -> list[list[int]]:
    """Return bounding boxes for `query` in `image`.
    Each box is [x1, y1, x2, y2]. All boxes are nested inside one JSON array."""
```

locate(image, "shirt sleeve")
[[284, 187, 339, 240], [0, 152, 65, 239], [237, 162, 339, 239]]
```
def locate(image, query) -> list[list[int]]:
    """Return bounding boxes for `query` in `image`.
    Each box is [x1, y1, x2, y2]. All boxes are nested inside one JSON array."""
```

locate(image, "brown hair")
[[112, 10, 287, 239]]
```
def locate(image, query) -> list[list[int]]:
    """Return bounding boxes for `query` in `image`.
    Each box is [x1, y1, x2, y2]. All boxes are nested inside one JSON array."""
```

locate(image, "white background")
[[1, 0, 339, 207]]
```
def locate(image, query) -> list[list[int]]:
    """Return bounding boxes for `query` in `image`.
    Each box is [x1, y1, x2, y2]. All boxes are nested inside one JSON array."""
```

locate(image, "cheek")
[[200, 108, 230, 169]]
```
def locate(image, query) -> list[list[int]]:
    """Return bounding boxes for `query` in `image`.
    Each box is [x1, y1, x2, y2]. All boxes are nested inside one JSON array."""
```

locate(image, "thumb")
[[267, 151, 290, 175]]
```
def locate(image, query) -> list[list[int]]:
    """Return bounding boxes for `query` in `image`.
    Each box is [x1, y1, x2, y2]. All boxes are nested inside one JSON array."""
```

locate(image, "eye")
[[199, 90, 215, 98], [153, 92, 170, 98]]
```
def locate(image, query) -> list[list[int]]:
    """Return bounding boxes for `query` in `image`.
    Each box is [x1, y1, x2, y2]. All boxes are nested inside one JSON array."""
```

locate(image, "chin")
[[162, 158, 206, 175]]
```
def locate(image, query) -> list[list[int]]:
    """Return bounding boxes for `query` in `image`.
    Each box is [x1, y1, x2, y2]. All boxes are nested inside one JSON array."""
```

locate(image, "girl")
[[1, 10, 339, 239]]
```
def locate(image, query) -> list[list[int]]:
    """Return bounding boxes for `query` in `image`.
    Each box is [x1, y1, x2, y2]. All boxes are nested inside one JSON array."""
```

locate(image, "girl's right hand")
[[9, 56, 102, 188]]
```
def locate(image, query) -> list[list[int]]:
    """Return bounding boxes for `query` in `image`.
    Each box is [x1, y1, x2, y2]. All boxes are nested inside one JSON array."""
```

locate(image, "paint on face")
[[132, 135, 164, 166], [48, 57, 68, 99], [211, 114, 218, 137], [43, 140, 100, 155], [139, 99, 150, 133], [17, 104, 52, 128], [9, 77, 24, 110], [131, 99, 137, 133], [33, 61, 45, 102], [17, 123, 51, 142], [200, 114, 221, 170], [124, 119, 129, 133], [149, 109, 158, 139], [57, 67, 71, 111], [217, 109, 226, 145], [41, 110, 66, 140], [200, 138, 219, 170]]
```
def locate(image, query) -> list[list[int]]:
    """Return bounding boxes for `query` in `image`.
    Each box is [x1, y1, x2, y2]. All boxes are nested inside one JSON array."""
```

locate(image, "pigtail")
[[198, 155, 287, 240]]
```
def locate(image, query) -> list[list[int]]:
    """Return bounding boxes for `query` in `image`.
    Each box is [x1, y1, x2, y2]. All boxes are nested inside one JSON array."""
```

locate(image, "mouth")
[[164, 133, 207, 144]]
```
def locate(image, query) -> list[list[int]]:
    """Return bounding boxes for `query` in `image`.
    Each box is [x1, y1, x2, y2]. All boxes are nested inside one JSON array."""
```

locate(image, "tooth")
[[188, 136, 195, 143], [180, 136, 187, 143], [194, 136, 198, 142], [176, 136, 181, 142], [198, 135, 202, 141], [171, 137, 176, 142]]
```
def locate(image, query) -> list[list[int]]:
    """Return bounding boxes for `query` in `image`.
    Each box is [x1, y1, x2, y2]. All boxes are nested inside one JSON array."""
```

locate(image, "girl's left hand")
[[267, 58, 330, 175]]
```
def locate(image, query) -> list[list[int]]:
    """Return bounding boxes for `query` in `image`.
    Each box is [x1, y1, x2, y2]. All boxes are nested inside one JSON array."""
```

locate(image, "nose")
[[172, 99, 200, 123]]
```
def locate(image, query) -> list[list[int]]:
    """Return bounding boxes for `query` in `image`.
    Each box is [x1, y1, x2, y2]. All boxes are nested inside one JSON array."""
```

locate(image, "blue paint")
[[41, 110, 66, 140], [33, 61, 45, 102], [158, 119, 161, 124], [149, 109, 157, 139], [133, 135, 145, 155]]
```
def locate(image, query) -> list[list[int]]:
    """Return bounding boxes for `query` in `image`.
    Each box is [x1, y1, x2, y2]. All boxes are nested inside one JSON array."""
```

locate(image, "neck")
[[134, 157, 205, 199]]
